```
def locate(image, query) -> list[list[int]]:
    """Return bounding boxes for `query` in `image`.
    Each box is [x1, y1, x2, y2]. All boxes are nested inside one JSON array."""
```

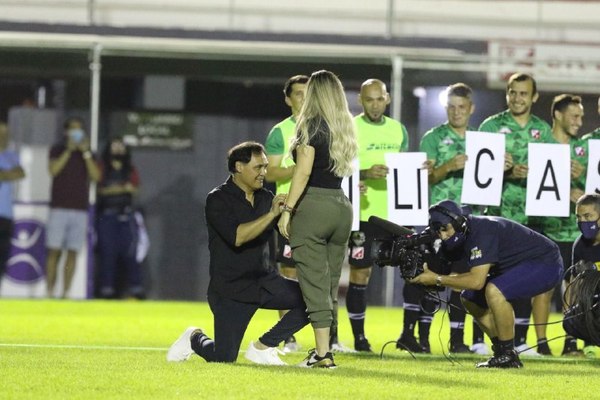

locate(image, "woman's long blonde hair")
[[291, 70, 358, 177]]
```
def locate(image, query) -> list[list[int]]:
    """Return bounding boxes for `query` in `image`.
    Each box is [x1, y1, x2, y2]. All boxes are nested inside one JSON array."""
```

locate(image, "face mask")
[[442, 231, 466, 250], [578, 220, 599, 240], [69, 129, 84, 143]]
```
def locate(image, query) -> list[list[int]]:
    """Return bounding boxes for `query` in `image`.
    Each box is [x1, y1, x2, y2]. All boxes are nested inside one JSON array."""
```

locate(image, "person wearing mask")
[[46, 117, 100, 298], [410, 200, 563, 368], [96, 138, 145, 299]]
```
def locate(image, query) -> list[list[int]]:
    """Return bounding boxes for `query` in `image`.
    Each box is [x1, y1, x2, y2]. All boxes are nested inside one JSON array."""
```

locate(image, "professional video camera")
[[369, 216, 448, 281]]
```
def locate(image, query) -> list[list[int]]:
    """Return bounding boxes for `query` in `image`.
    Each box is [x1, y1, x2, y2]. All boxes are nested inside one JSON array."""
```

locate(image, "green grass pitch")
[[1, 299, 597, 399]]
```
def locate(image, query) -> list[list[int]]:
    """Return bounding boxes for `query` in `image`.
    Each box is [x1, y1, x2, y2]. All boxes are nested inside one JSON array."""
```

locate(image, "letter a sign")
[[526, 143, 570, 217]]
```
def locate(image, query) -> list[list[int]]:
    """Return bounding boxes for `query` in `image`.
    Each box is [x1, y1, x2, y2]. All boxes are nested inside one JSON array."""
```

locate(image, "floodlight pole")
[[89, 43, 102, 202]]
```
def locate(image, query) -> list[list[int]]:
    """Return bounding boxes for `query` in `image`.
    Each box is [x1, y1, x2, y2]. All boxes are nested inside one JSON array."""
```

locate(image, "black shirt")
[[293, 119, 342, 189], [205, 176, 280, 303], [572, 234, 600, 265], [97, 163, 136, 213]]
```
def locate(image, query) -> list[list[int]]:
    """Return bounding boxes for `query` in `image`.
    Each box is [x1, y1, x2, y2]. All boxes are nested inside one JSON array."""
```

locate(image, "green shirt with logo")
[[419, 123, 472, 205], [356, 114, 409, 221], [478, 110, 552, 225], [264, 116, 296, 194]]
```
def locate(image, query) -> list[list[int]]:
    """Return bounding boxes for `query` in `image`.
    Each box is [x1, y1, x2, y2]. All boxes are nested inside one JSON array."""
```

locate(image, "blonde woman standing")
[[278, 70, 358, 368]]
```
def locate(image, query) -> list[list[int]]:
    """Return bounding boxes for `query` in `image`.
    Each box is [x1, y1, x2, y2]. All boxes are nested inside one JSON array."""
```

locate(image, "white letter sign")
[[385, 152, 428, 226]]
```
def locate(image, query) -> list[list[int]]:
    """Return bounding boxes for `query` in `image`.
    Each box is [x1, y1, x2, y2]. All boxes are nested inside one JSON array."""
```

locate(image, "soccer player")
[[478, 73, 552, 356], [538, 94, 586, 356], [264, 74, 309, 353], [347, 78, 409, 352], [419, 83, 489, 354]]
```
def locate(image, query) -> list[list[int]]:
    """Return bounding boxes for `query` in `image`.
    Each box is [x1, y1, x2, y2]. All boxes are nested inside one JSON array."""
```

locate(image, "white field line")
[[0, 343, 169, 352]]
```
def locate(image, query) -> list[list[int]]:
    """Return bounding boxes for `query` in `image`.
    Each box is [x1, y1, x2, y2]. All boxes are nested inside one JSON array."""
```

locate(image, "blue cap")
[[429, 200, 463, 226]]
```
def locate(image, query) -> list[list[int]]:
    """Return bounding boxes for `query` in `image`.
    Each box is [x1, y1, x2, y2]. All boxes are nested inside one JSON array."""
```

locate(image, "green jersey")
[[419, 123, 471, 205], [264, 116, 296, 194], [355, 114, 409, 221], [538, 135, 588, 242], [479, 110, 552, 225]]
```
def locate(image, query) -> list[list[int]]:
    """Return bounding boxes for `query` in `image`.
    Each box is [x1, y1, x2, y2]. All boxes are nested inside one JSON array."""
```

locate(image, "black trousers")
[[193, 276, 309, 362]]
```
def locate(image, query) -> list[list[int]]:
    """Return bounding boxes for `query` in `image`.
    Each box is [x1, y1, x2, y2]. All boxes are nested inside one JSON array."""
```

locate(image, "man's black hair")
[[63, 117, 85, 130], [283, 75, 309, 98], [551, 94, 582, 120], [576, 193, 600, 212], [227, 141, 265, 173], [507, 73, 537, 96], [101, 138, 132, 177]]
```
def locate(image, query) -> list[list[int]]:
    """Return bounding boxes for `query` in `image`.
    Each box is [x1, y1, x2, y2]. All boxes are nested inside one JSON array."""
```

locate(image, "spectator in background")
[[46, 117, 100, 298], [0, 121, 26, 288], [96, 138, 145, 299]]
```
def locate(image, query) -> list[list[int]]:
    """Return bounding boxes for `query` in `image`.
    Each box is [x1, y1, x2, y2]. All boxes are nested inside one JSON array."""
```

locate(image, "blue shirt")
[[459, 216, 561, 274], [0, 149, 21, 219]]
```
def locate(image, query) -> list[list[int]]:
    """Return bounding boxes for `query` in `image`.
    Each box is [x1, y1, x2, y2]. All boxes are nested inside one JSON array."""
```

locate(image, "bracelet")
[[435, 275, 443, 287], [282, 204, 295, 214]]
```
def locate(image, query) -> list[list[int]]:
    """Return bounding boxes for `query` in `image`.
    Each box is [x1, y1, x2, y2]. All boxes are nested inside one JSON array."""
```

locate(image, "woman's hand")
[[278, 211, 291, 240]]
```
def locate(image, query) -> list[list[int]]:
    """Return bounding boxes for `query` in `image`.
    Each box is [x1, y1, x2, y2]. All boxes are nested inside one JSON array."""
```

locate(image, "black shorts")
[[348, 221, 394, 268]]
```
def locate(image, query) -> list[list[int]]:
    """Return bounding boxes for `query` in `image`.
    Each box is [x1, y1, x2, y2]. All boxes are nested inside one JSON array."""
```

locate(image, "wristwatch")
[[435, 275, 443, 287]]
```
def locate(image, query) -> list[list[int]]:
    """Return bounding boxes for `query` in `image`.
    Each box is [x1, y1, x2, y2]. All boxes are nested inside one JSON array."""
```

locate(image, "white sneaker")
[[166, 326, 201, 362], [283, 340, 300, 354], [515, 343, 541, 357], [245, 341, 287, 365], [470, 342, 490, 355], [330, 342, 357, 353]]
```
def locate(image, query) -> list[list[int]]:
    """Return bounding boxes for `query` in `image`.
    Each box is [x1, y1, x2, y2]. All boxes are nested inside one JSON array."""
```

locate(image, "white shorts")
[[45, 208, 88, 251]]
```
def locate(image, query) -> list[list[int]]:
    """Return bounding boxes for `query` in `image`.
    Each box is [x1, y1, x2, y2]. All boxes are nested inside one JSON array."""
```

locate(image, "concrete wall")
[[0, 1, 599, 44]]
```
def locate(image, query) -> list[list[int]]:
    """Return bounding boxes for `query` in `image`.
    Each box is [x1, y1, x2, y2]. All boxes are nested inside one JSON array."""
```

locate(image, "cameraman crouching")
[[410, 200, 563, 368]]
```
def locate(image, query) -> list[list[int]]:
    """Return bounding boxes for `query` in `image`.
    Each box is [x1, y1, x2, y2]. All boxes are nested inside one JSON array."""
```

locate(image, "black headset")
[[429, 204, 468, 234]]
